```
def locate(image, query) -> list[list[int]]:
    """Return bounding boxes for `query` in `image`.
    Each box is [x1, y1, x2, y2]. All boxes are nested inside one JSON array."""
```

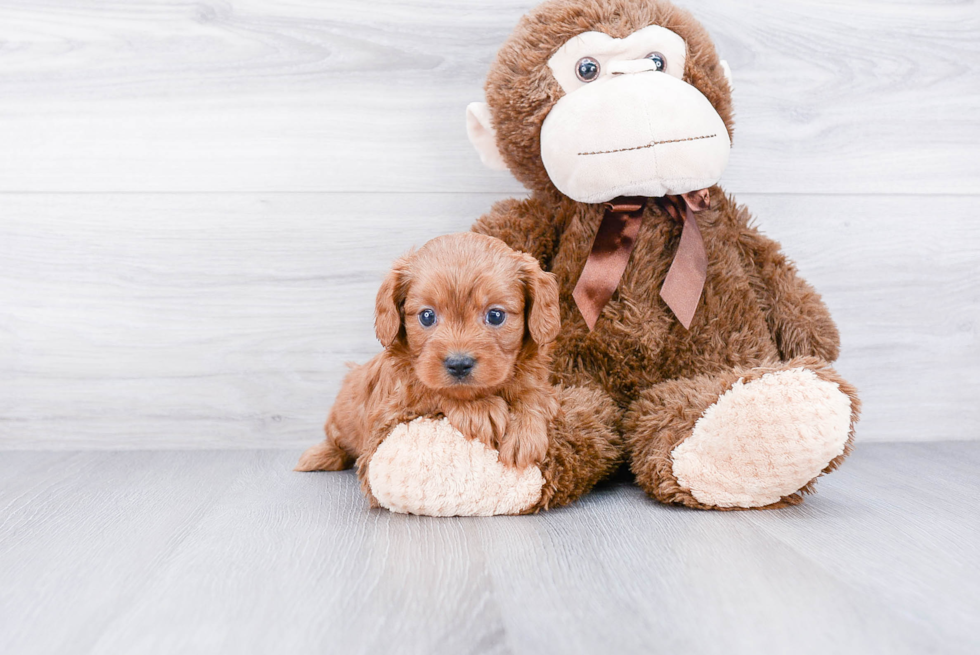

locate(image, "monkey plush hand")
[[459, 0, 860, 511]]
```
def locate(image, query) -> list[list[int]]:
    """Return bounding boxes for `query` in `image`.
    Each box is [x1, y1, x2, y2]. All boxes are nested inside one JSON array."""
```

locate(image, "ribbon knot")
[[572, 190, 710, 331]]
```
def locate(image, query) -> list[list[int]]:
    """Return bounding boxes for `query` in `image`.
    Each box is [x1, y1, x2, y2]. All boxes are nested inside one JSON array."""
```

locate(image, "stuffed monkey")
[[304, 0, 859, 515], [466, 0, 860, 511]]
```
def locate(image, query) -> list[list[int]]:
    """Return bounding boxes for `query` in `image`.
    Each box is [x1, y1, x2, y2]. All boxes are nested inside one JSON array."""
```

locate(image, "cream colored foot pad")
[[671, 368, 851, 508], [368, 418, 544, 517]]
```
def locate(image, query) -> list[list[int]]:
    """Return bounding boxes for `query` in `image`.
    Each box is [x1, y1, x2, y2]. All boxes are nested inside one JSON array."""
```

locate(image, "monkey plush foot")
[[627, 359, 860, 510], [670, 367, 853, 508], [366, 385, 622, 516], [367, 418, 545, 517]]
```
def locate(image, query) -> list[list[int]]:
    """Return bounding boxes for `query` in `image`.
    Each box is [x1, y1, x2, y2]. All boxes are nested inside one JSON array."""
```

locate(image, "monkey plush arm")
[[739, 225, 841, 363], [472, 196, 560, 269]]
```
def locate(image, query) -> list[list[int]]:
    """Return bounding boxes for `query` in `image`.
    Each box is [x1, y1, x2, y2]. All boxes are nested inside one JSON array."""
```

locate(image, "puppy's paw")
[[499, 415, 549, 469], [445, 397, 509, 450]]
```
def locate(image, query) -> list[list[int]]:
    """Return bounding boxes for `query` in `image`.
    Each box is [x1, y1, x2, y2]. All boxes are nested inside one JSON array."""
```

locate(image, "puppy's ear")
[[375, 256, 410, 348], [520, 254, 561, 345]]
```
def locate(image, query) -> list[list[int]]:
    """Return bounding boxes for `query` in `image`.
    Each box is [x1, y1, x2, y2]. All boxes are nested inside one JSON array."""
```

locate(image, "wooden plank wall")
[[1, 0, 977, 448]]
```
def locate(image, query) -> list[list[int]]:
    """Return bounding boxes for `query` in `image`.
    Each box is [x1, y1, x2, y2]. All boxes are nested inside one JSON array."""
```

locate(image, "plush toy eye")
[[485, 308, 506, 327], [575, 57, 600, 82], [418, 309, 437, 328], [645, 52, 667, 72]]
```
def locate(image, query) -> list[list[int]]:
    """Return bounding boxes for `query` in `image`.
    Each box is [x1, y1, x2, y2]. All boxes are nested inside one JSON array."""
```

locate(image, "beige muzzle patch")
[[540, 72, 731, 203]]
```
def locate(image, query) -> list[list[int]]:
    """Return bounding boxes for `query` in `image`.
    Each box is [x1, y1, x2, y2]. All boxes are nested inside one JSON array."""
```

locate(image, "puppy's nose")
[[444, 354, 476, 380]]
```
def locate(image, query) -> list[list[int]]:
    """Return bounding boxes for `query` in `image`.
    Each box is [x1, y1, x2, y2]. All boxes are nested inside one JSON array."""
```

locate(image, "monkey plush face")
[[539, 26, 731, 202], [467, 0, 734, 203]]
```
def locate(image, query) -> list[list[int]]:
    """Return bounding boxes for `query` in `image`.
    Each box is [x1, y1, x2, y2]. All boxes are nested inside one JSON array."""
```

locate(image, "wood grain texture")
[[1, 192, 976, 448], [0, 443, 977, 655], [0, 0, 976, 194]]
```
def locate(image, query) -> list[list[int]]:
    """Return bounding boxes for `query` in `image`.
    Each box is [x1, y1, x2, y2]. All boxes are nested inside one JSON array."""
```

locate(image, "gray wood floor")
[[1, 442, 977, 655]]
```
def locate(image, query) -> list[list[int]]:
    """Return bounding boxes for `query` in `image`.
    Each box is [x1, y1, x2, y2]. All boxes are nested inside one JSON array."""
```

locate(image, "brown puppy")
[[296, 232, 561, 477]]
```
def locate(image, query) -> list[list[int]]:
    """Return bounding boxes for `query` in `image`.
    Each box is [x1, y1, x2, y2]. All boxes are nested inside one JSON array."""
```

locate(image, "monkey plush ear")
[[466, 102, 509, 171], [721, 60, 733, 90], [375, 258, 410, 348]]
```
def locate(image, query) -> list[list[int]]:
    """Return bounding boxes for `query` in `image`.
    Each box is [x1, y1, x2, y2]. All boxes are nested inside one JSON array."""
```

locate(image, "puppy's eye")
[[645, 52, 667, 72], [485, 308, 506, 327], [575, 57, 600, 82], [418, 309, 437, 328]]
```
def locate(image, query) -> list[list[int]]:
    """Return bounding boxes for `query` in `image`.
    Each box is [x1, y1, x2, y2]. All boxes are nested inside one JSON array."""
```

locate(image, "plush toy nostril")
[[444, 354, 476, 380]]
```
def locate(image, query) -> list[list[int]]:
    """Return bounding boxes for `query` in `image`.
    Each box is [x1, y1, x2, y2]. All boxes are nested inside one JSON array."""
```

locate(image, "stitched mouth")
[[577, 133, 717, 156]]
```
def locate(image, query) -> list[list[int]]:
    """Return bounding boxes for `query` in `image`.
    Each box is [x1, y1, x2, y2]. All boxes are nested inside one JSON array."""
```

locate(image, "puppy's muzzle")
[[444, 353, 476, 381]]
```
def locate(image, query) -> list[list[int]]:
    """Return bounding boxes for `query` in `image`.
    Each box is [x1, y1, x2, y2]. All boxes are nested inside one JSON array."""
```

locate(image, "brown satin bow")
[[572, 190, 709, 331]]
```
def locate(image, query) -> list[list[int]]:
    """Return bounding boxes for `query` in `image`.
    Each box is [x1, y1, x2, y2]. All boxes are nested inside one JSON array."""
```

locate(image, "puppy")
[[296, 232, 561, 476]]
